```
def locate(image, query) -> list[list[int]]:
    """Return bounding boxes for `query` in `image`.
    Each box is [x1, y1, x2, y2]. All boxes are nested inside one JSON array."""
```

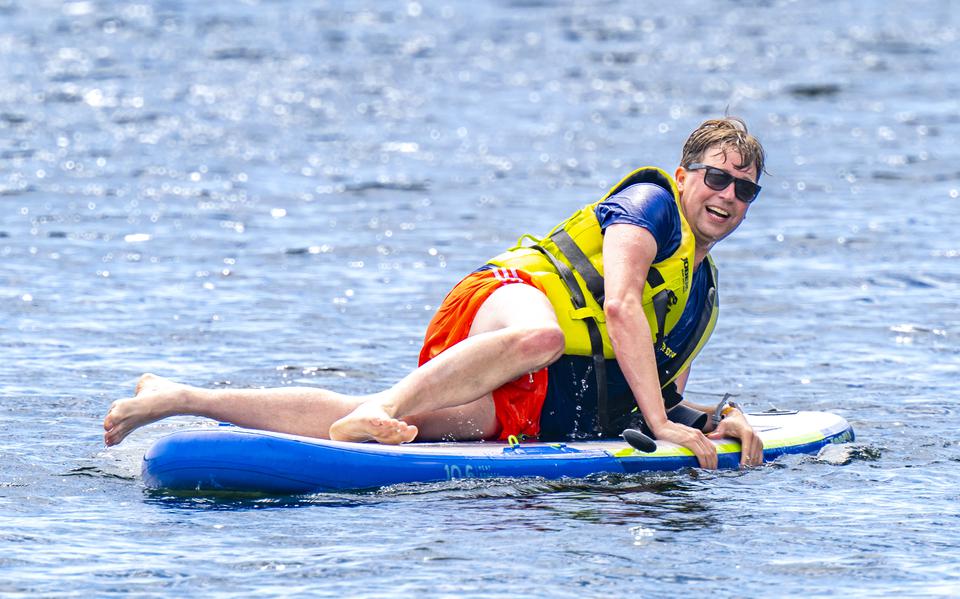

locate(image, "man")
[[104, 117, 765, 469]]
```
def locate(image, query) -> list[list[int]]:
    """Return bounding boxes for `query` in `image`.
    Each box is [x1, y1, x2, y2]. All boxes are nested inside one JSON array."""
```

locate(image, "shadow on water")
[[136, 471, 705, 509], [62, 464, 137, 481], [129, 467, 739, 530], [142, 488, 379, 510]]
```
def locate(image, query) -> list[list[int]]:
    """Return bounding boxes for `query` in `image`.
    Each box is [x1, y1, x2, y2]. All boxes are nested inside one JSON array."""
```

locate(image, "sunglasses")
[[686, 163, 761, 204]]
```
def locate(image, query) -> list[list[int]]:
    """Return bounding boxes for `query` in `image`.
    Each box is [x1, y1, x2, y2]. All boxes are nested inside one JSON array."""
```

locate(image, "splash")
[[814, 443, 882, 465]]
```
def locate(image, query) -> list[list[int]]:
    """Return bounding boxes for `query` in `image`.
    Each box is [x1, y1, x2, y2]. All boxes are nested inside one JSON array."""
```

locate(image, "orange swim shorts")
[[418, 267, 550, 440]]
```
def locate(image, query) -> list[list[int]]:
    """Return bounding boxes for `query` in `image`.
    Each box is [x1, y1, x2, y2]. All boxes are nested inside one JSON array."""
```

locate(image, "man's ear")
[[674, 166, 686, 194]]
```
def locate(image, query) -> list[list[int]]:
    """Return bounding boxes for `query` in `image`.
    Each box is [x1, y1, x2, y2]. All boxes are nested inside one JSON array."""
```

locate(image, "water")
[[2, 0, 959, 596]]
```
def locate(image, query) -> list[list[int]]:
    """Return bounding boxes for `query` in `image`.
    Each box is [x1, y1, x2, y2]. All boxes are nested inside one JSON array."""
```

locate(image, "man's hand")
[[652, 420, 718, 469], [707, 410, 764, 468]]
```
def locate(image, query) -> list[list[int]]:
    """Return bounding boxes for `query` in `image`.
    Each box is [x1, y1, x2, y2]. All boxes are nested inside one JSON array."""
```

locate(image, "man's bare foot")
[[328, 401, 418, 444], [103, 373, 190, 446]]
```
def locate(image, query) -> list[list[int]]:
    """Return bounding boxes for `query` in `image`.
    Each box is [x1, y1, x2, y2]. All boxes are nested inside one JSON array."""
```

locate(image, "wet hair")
[[680, 117, 766, 180]]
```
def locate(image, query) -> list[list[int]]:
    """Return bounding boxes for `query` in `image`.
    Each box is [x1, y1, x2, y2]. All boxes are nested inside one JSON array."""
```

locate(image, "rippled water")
[[2, 0, 959, 596]]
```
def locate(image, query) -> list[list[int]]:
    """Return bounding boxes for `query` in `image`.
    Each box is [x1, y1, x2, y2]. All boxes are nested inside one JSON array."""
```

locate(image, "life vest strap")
[[549, 228, 605, 306], [658, 262, 718, 387], [650, 289, 671, 348], [532, 244, 587, 311], [646, 265, 666, 288], [584, 318, 609, 436], [532, 243, 611, 436]]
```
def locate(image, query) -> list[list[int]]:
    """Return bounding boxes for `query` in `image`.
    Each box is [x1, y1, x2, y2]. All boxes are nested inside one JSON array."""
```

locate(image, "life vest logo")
[[659, 341, 678, 358], [681, 257, 690, 291]]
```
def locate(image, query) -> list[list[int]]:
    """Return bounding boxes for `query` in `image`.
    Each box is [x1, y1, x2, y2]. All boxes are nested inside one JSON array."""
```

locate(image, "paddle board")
[[141, 410, 854, 494]]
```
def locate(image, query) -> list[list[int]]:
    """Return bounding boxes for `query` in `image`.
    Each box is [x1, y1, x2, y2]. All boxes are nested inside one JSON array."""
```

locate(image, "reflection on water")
[[2, 0, 959, 595]]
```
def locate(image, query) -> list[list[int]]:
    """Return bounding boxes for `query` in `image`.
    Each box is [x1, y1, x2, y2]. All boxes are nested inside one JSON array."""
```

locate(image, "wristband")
[[711, 395, 742, 426], [721, 405, 740, 418]]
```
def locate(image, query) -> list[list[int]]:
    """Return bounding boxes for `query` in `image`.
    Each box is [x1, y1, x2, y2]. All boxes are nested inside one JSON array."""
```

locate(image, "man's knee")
[[511, 325, 565, 367]]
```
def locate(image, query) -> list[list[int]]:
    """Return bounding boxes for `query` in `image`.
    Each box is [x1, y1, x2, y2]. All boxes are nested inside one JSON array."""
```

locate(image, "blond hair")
[[680, 117, 766, 178]]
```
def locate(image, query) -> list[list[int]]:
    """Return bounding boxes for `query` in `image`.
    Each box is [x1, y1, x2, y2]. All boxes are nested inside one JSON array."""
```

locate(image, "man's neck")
[[694, 243, 712, 270]]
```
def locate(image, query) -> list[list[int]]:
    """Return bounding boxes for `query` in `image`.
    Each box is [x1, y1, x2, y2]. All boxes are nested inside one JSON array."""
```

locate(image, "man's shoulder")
[[606, 182, 675, 211], [595, 183, 680, 257]]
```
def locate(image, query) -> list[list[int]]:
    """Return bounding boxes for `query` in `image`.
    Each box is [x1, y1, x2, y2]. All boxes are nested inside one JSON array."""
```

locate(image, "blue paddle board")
[[141, 410, 854, 494]]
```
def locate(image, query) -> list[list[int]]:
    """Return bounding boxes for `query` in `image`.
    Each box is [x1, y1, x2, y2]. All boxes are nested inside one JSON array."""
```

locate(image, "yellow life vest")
[[486, 166, 718, 390]]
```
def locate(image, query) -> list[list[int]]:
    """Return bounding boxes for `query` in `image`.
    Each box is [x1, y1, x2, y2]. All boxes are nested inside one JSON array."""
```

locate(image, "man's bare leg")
[[328, 282, 562, 442], [404, 393, 498, 441], [104, 283, 561, 446], [103, 373, 388, 446]]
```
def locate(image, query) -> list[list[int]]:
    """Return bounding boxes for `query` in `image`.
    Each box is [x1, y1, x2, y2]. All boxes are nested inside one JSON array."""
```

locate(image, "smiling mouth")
[[706, 206, 730, 218]]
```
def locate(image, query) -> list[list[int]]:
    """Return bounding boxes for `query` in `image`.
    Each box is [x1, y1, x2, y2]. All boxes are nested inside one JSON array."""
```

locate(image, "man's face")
[[675, 146, 758, 250]]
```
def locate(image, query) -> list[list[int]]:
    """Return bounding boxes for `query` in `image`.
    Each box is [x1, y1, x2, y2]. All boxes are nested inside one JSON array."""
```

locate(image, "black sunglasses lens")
[[703, 169, 732, 191], [734, 180, 759, 203], [702, 167, 758, 203]]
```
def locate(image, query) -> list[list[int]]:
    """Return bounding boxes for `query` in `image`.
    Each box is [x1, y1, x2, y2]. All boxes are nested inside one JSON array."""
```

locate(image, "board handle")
[[621, 428, 657, 453]]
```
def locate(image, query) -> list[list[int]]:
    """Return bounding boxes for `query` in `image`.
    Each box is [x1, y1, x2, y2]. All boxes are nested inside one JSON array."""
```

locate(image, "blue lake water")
[[2, 0, 959, 596]]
